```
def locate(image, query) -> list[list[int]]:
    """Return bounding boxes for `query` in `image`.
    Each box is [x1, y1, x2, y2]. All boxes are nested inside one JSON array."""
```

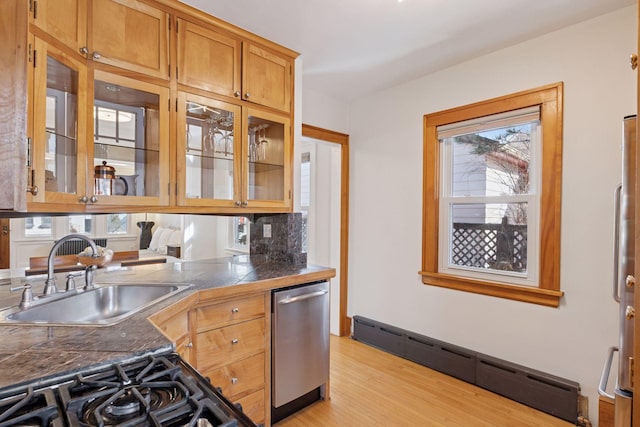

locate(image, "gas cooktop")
[[0, 353, 257, 427]]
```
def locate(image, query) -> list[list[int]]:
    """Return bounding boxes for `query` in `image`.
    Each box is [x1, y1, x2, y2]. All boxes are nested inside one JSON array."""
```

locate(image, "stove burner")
[[78, 382, 187, 426], [0, 354, 255, 427]]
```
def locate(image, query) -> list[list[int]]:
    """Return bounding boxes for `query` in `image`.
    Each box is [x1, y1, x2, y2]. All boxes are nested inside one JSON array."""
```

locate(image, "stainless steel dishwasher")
[[271, 280, 330, 422]]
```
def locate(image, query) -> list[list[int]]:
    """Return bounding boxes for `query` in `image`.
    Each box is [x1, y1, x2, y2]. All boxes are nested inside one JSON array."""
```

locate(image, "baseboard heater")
[[352, 315, 581, 424]]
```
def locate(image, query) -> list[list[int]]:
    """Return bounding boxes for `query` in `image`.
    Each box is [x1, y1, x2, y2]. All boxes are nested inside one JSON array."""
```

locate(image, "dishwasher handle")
[[277, 289, 328, 305], [598, 346, 618, 400]]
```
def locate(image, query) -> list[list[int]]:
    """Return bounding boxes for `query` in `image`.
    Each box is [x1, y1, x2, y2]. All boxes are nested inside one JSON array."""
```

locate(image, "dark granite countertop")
[[0, 255, 335, 390]]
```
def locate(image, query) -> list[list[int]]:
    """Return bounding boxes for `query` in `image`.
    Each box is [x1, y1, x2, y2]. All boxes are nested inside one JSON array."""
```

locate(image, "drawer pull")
[[231, 338, 239, 344], [231, 377, 239, 384], [231, 307, 239, 313]]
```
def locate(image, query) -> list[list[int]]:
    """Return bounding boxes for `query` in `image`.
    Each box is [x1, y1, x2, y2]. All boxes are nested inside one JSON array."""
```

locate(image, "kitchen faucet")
[[44, 234, 98, 295]]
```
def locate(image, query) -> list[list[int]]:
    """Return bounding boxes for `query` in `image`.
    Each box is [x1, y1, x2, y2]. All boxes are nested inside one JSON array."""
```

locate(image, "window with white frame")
[[421, 83, 564, 307], [438, 107, 539, 286]]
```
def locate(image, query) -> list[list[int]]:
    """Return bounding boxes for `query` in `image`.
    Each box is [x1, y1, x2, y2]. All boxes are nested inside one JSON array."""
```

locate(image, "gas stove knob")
[[626, 305, 636, 320], [626, 275, 636, 288]]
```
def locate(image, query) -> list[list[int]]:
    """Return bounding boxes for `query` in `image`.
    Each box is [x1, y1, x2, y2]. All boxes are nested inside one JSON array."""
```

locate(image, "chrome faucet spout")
[[44, 234, 98, 295]]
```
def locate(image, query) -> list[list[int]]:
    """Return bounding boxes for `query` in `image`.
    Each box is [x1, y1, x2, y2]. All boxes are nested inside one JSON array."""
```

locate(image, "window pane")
[[107, 214, 128, 235], [25, 217, 52, 237], [449, 124, 533, 197], [449, 203, 528, 273], [69, 215, 92, 234]]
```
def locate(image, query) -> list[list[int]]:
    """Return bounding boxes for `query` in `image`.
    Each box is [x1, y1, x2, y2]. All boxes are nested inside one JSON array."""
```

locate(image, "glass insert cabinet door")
[[243, 108, 291, 208], [90, 71, 170, 206], [31, 39, 88, 205], [176, 92, 241, 207]]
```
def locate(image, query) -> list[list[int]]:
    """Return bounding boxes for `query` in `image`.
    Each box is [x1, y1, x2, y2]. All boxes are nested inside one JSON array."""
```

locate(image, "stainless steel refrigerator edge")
[[271, 281, 330, 409], [600, 115, 636, 427]]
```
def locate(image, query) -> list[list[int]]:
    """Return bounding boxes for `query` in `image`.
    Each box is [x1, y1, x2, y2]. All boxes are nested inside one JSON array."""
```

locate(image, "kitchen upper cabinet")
[[89, 71, 170, 207], [176, 18, 241, 98], [243, 43, 292, 113], [176, 94, 291, 210], [176, 18, 293, 113], [243, 108, 291, 209], [30, 0, 87, 55], [30, 38, 88, 208], [5, 0, 296, 214], [28, 48, 170, 210], [89, 0, 169, 80], [176, 92, 242, 208]]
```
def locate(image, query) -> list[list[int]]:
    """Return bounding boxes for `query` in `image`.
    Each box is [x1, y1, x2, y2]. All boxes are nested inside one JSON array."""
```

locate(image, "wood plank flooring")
[[275, 335, 575, 426]]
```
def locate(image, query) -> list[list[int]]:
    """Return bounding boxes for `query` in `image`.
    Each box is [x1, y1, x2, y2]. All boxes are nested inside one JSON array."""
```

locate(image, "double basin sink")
[[0, 283, 192, 327]]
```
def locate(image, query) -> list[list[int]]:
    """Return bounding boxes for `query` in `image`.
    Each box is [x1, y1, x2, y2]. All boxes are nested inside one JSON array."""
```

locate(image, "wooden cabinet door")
[[242, 43, 292, 113], [177, 18, 241, 98], [88, 70, 171, 208], [31, 37, 89, 209], [89, 0, 169, 79], [176, 92, 242, 208], [241, 107, 292, 209], [30, 0, 87, 55]]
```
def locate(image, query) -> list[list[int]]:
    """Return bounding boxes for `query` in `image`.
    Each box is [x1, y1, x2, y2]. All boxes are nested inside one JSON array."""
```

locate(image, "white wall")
[[303, 6, 636, 424]]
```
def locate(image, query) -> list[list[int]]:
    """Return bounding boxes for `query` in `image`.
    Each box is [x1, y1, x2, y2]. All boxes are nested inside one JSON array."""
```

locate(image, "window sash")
[[437, 106, 540, 140], [437, 109, 541, 287]]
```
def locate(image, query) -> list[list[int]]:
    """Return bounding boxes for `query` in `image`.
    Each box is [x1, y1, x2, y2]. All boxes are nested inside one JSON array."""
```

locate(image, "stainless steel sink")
[[0, 283, 192, 326]]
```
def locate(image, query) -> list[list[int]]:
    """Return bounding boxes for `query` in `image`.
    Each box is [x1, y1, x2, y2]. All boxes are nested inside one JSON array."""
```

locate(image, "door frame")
[[302, 124, 350, 336]]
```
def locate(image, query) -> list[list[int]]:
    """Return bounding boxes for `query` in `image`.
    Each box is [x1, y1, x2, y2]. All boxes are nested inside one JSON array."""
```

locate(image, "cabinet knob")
[[89, 195, 98, 204], [231, 338, 239, 344], [92, 51, 102, 60], [79, 46, 88, 56], [231, 377, 238, 384], [231, 307, 239, 313], [27, 185, 38, 196], [244, 92, 250, 99], [631, 54, 638, 70], [626, 275, 636, 288], [186, 342, 193, 348], [234, 91, 241, 97], [241, 201, 248, 207], [79, 196, 88, 203], [626, 305, 636, 320], [235, 200, 242, 207]]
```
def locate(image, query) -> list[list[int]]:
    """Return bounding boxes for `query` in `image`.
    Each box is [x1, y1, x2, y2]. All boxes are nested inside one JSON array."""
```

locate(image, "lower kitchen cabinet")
[[193, 293, 269, 426]]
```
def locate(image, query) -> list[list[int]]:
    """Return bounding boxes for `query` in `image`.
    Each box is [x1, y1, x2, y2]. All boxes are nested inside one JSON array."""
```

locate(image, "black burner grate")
[[0, 354, 254, 427]]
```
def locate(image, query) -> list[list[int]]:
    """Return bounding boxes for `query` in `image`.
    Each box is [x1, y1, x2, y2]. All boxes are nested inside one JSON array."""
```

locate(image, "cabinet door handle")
[[631, 54, 638, 70], [92, 51, 102, 60], [27, 185, 38, 196], [234, 91, 241, 97], [244, 92, 250, 99], [241, 201, 248, 207], [79, 46, 88, 56], [79, 196, 88, 203], [231, 377, 238, 384], [235, 200, 241, 207], [231, 338, 239, 344], [231, 307, 239, 313], [89, 195, 98, 203], [186, 342, 193, 348]]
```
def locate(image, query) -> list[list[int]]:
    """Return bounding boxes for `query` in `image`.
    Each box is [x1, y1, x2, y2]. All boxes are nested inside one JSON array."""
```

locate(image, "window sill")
[[419, 271, 563, 307]]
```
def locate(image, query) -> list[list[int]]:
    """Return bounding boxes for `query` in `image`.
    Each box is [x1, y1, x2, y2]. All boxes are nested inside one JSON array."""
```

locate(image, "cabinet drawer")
[[205, 353, 265, 399], [196, 295, 264, 332], [234, 389, 265, 425], [196, 318, 264, 371]]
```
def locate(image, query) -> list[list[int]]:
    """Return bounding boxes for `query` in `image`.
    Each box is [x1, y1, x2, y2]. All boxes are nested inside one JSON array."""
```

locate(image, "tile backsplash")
[[250, 213, 307, 266]]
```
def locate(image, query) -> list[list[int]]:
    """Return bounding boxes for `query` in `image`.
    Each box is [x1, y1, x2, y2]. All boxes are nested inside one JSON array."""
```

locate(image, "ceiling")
[[179, 0, 635, 102]]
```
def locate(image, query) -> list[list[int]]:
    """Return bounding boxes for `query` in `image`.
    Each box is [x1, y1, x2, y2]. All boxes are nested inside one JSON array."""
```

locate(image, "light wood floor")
[[275, 335, 574, 427]]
